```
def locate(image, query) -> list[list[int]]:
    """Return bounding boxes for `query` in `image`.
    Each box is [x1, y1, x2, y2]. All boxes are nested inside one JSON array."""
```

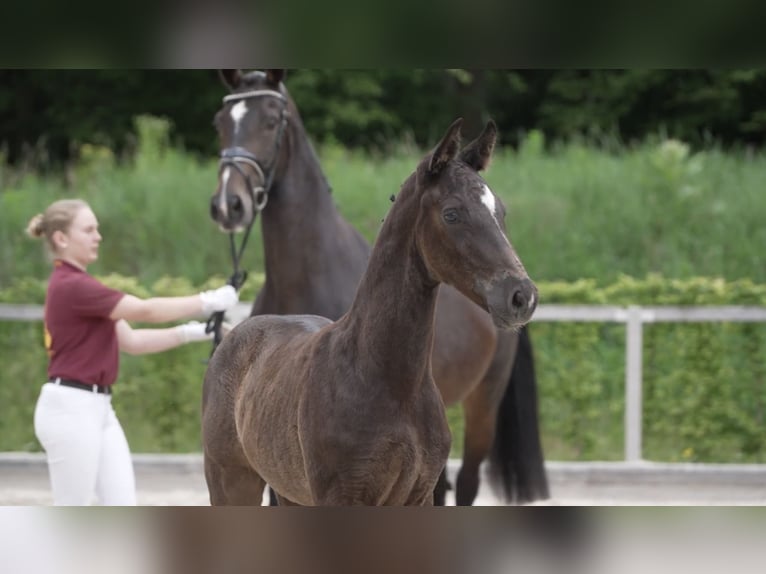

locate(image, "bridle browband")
[[207, 87, 290, 353]]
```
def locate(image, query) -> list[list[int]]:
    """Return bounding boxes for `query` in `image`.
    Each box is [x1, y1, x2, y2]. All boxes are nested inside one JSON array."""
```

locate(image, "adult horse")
[[207, 69, 548, 505], [202, 117, 538, 505]]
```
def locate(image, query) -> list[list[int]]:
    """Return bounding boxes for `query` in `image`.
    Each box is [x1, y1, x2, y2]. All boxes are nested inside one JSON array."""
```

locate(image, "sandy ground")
[[2, 455, 766, 506]]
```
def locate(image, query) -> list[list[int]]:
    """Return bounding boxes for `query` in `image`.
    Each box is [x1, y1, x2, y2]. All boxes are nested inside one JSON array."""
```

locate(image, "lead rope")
[[204, 231, 251, 357]]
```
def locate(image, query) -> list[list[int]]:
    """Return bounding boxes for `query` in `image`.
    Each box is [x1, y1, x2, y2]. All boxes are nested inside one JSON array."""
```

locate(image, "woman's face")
[[58, 207, 102, 269]]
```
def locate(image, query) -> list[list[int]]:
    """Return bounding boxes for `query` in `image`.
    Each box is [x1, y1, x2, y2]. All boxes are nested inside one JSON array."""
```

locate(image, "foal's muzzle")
[[484, 276, 538, 329]]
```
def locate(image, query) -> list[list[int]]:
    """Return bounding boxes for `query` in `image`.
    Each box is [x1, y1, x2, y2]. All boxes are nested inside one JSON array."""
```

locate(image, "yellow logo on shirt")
[[44, 324, 53, 357]]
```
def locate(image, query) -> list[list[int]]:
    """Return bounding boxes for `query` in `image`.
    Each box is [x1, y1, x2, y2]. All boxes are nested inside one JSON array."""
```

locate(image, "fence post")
[[625, 305, 643, 462]]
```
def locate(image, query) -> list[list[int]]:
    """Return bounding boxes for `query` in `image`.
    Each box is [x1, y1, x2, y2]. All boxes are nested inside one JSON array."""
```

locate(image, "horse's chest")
[[303, 397, 451, 505]]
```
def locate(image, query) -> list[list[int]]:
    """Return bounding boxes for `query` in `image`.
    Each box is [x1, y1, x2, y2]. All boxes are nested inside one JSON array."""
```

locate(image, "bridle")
[[218, 89, 289, 215], [206, 88, 290, 352]]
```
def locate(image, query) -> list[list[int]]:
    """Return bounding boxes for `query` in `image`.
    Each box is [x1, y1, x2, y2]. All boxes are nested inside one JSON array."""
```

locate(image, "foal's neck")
[[342, 175, 438, 394]]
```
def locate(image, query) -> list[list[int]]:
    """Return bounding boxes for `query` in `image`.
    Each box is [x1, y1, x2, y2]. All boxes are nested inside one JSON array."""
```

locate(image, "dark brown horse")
[[202, 117, 537, 505], [207, 69, 549, 505]]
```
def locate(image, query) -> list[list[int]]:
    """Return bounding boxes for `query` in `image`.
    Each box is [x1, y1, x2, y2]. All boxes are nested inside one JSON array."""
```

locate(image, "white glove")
[[177, 321, 213, 343], [199, 285, 239, 314]]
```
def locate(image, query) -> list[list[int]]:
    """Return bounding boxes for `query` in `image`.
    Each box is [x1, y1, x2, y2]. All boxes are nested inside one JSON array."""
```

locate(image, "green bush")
[[534, 275, 766, 462]]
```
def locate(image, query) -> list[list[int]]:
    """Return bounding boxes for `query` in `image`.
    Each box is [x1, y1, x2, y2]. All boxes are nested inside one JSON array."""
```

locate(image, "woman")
[[26, 198, 239, 505]]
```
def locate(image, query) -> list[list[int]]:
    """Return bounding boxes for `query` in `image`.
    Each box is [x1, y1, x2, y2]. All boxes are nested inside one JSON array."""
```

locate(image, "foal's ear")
[[266, 69, 286, 87], [219, 70, 243, 90], [428, 118, 464, 176], [459, 120, 497, 172]]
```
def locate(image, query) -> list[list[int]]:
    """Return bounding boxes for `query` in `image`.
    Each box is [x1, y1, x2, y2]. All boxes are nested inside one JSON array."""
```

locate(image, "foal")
[[202, 118, 537, 505]]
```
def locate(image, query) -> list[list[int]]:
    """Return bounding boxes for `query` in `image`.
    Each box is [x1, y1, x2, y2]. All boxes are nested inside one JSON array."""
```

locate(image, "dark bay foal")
[[202, 118, 537, 505]]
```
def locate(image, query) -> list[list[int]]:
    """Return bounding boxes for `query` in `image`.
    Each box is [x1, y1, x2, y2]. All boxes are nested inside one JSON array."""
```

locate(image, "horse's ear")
[[219, 70, 242, 90], [265, 69, 286, 87], [459, 120, 497, 172], [428, 118, 463, 176]]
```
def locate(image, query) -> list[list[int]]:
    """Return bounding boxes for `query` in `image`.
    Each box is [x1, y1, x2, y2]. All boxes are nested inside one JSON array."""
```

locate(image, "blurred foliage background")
[[2, 70, 766, 167]]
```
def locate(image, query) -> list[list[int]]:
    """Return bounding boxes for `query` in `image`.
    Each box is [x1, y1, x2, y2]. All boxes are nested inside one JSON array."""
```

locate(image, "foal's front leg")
[[275, 493, 303, 506], [406, 479, 439, 506], [204, 458, 267, 506]]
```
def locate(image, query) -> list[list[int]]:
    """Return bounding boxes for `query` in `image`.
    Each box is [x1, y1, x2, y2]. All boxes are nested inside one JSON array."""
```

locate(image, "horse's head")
[[413, 118, 538, 329], [210, 69, 290, 232]]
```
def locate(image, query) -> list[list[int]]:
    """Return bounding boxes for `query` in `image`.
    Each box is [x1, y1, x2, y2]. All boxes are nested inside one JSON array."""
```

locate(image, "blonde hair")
[[26, 199, 90, 256]]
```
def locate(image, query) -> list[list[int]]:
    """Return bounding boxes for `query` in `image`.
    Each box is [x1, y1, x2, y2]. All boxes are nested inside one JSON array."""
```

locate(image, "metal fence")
[[4, 302, 766, 462], [533, 304, 766, 461]]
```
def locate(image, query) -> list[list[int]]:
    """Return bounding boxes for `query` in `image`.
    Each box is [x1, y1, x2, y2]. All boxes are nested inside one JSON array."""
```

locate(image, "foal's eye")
[[443, 209, 460, 224]]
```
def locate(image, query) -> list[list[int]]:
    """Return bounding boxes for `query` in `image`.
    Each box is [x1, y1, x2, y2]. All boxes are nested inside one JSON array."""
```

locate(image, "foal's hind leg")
[[204, 458, 267, 506]]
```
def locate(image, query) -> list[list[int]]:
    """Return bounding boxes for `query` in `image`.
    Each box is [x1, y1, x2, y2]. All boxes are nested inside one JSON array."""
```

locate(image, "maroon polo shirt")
[[44, 260, 125, 386]]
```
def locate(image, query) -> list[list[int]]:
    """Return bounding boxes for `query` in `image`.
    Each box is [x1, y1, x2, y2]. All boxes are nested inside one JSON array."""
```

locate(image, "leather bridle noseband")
[[207, 88, 289, 352]]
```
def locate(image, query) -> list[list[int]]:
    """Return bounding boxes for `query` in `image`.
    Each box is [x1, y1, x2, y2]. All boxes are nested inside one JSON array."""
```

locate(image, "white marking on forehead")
[[480, 184, 510, 246], [218, 167, 232, 217], [230, 100, 248, 134], [480, 184, 496, 215]]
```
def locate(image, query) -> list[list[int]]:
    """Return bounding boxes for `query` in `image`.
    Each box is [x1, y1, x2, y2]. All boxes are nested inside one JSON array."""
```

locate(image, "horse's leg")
[[268, 486, 279, 506], [406, 480, 437, 506], [456, 387, 500, 505], [275, 493, 302, 506], [433, 466, 449, 506], [204, 457, 267, 506], [455, 335, 514, 506]]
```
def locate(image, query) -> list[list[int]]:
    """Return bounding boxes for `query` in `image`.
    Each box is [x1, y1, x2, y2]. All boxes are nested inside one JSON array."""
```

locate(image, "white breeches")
[[34, 382, 136, 505]]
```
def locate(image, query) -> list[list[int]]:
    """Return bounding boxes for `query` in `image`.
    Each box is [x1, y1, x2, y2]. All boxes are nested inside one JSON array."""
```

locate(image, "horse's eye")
[[443, 209, 459, 224]]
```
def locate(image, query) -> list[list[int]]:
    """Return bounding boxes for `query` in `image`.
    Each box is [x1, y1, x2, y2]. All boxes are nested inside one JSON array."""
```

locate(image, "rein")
[[206, 88, 289, 354]]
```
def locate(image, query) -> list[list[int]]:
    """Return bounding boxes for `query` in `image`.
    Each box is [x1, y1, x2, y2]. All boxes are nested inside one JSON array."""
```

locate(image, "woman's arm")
[[116, 320, 214, 355], [109, 285, 238, 323]]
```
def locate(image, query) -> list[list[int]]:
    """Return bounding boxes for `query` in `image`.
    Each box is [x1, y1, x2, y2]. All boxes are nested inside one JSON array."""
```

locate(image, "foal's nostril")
[[511, 289, 526, 310]]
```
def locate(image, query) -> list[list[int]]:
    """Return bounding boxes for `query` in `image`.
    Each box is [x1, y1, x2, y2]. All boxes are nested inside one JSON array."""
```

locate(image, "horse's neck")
[[258, 129, 357, 310], [340, 181, 438, 393]]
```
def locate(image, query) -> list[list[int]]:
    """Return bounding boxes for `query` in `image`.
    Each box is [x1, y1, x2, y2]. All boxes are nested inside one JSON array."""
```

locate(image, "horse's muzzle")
[[484, 276, 538, 329], [210, 191, 250, 232]]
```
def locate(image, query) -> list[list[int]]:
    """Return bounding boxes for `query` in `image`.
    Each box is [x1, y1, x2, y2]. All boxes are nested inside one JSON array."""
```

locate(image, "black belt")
[[49, 377, 112, 395]]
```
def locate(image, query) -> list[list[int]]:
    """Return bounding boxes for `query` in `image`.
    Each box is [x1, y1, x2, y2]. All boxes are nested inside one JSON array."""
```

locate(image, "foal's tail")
[[487, 325, 550, 504]]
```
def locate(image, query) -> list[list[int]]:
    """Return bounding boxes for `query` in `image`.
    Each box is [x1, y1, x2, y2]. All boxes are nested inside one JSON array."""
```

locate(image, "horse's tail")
[[487, 325, 550, 504]]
